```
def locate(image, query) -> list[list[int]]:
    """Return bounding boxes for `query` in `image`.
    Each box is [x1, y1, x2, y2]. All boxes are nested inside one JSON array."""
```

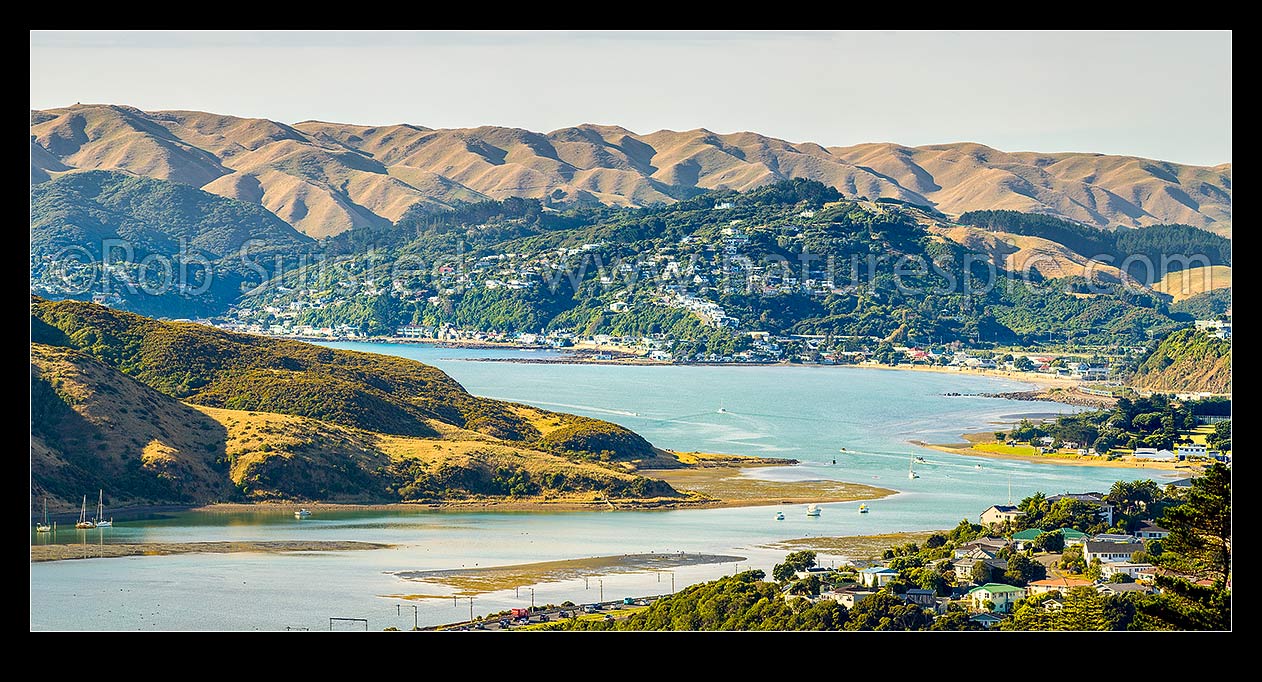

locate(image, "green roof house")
[[967, 583, 1026, 613]]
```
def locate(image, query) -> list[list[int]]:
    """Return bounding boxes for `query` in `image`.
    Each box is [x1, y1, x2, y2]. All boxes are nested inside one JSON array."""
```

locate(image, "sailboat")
[[75, 495, 96, 529], [36, 498, 52, 533], [716, 399, 728, 415], [94, 490, 112, 527], [805, 504, 821, 517], [908, 455, 920, 480]]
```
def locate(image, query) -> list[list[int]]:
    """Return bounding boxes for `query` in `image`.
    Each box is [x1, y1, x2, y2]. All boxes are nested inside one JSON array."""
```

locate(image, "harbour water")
[[31, 344, 1169, 630]]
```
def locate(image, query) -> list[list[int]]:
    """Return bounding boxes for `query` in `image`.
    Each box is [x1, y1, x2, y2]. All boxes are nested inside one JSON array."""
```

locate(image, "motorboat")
[[805, 504, 821, 517], [775, 511, 785, 521], [858, 504, 869, 514], [295, 508, 312, 518]]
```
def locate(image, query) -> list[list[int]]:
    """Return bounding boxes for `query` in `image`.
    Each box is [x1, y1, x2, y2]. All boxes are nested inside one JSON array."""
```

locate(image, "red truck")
[[510, 608, 531, 620]]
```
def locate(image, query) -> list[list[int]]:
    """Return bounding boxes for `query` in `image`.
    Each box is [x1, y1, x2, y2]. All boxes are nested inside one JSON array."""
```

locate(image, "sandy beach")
[[914, 432, 1202, 472]]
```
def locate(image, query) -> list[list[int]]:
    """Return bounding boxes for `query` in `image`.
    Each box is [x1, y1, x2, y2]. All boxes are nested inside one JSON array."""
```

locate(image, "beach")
[[914, 432, 1202, 472]]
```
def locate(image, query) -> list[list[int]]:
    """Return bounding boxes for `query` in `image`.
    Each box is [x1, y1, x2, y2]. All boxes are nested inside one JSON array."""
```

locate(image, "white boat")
[[914, 456, 927, 464], [908, 455, 920, 480], [94, 489, 113, 527], [775, 511, 785, 521], [75, 495, 95, 529], [36, 498, 52, 533], [858, 504, 869, 514], [975, 464, 983, 469], [805, 504, 821, 517], [294, 508, 312, 518]]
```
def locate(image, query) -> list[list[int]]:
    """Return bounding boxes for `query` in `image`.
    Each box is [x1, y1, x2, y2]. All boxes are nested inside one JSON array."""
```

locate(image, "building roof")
[[1091, 533, 1138, 543], [984, 505, 1021, 514], [904, 589, 936, 596], [1098, 583, 1152, 594], [1084, 541, 1145, 554], [1011, 528, 1045, 541], [1136, 521, 1169, 533], [1060, 528, 1088, 540], [1047, 492, 1104, 503], [859, 566, 898, 575], [968, 583, 1026, 595]]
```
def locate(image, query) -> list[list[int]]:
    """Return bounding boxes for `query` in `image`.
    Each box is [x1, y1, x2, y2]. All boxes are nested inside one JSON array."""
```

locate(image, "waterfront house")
[[967, 583, 1026, 613], [970, 612, 1004, 629], [1178, 443, 1208, 458], [1101, 562, 1154, 580], [1026, 577, 1094, 595], [1083, 541, 1144, 564], [822, 587, 875, 608], [1134, 521, 1169, 540], [1133, 448, 1178, 460], [857, 566, 899, 588], [980, 505, 1025, 527]]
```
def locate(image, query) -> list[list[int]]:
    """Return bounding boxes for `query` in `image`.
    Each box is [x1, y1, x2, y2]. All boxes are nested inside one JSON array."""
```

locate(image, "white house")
[[822, 588, 875, 608], [1178, 443, 1208, 458], [1083, 540, 1144, 564], [1134, 522, 1170, 540], [857, 566, 898, 588], [1101, 562, 1154, 580]]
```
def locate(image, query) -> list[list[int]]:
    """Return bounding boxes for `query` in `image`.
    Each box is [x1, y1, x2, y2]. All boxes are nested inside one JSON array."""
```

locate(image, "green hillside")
[[30, 170, 313, 317], [1133, 327, 1231, 394], [32, 297, 656, 460]]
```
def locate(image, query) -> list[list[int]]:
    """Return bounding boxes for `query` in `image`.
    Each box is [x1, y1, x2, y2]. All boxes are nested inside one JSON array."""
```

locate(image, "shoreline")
[[29, 540, 392, 563], [912, 436, 1201, 472]]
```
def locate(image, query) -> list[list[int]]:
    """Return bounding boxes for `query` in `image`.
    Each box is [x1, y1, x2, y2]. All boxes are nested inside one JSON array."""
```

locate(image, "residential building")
[[952, 556, 1008, 579], [900, 589, 937, 607], [857, 566, 898, 588], [1101, 562, 1154, 580], [1177, 443, 1208, 458], [821, 588, 875, 608], [967, 583, 1026, 613], [1134, 521, 1169, 540], [970, 612, 1004, 629], [980, 505, 1025, 527], [1092, 533, 1138, 544], [1133, 448, 1178, 460], [1083, 541, 1144, 564], [1026, 577, 1094, 595], [1097, 583, 1154, 596], [952, 538, 1008, 559]]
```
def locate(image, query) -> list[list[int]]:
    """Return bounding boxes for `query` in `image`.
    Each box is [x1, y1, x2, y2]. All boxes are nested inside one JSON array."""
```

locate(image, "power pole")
[[412, 605, 418, 631], [468, 597, 474, 623], [599, 578, 603, 603], [530, 588, 535, 609]]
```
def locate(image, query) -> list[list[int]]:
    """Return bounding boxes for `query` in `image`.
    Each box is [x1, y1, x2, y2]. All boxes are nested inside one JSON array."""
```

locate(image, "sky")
[[30, 30, 1232, 166]]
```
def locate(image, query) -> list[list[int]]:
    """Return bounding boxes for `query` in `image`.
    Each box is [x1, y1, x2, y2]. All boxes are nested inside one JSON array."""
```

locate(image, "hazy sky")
[[30, 30, 1232, 165]]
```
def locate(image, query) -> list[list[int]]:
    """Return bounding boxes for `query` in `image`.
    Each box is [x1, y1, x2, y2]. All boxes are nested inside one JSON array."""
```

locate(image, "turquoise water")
[[31, 344, 1172, 630]]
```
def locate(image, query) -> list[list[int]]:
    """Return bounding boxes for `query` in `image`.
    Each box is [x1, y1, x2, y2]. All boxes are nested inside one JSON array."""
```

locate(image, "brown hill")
[[31, 104, 1231, 238], [931, 226, 1128, 281]]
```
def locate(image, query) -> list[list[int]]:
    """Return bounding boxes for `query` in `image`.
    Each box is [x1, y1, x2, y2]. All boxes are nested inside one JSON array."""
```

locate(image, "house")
[[794, 567, 833, 581], [1043, 599, 1065, 612], [900, 589, 937, 607], [953, 557, 1008, 580], [1133, 448, 1178, 461], [1097, 583, 1154, 596], [1134, 521, 1169, 540], [1083, 540, 1145, 564], [1092, 533, 1138, 544], [969, 612, 1004, 629], [857, 566, 899, 588], [967, 583, 1026, 613], [1011, 528, 1045, 548], [1026, 577, 1094, 595], [1046, 492, 1115, 525], [1178, 443, 1208, 458], [1101, 562, 1154, 580], [980, 505, 1025, 527], [822, 588, 875, 608], [952, 538, 1008, 559]]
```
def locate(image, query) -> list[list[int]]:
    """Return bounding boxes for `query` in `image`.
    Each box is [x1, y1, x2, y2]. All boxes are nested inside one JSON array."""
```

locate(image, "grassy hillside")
[[31, 341, 676, 511], [32, 297, 661, 460], [1153, 265, 1232, 303], [1133, 328, 1231, 394]]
